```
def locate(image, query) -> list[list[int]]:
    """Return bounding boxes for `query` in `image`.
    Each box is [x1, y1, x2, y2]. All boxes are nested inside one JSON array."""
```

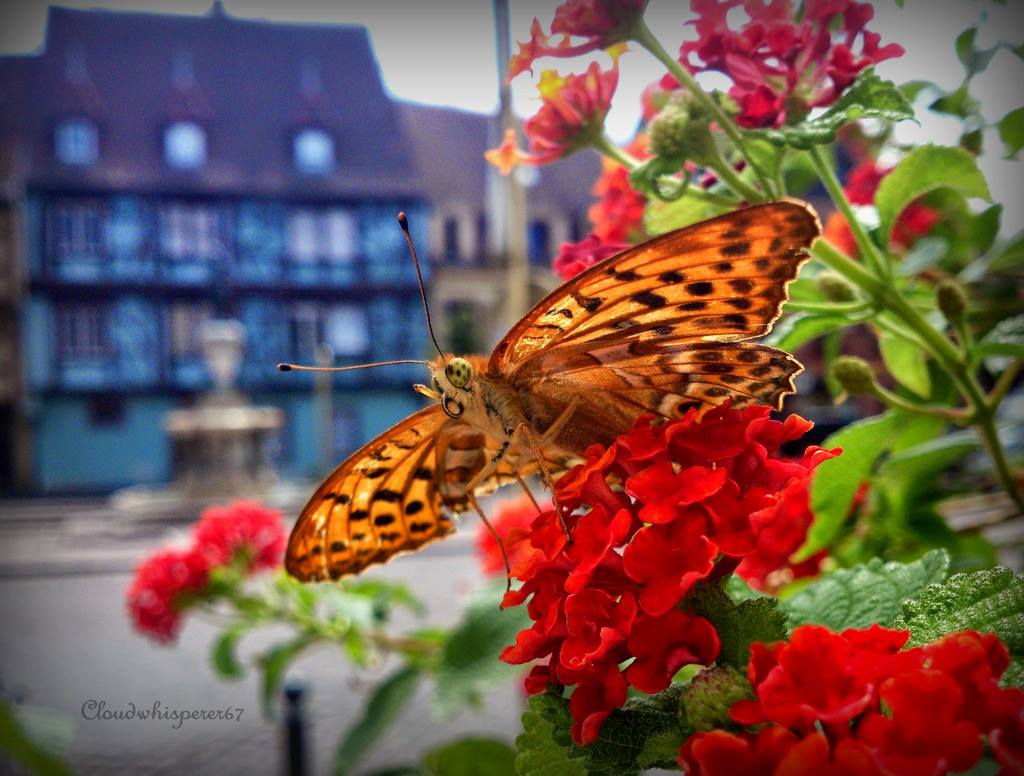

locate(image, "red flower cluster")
[[509, 0, 649, 79], [672, 0, 904, 128], [588, 135, 649, 243], [499, 405, 836, 744], [486, 59, 619, 175], [680, 625, 1024, 775], [551, 234, 631, 280], [477, 494, 553, 577], [126, 501, 286, 642], [823, 159, 940, 255]]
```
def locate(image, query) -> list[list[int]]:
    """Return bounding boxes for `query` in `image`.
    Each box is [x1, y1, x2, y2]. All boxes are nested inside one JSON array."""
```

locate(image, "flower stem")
[[989, 360, 1023, 410], [593, 133, 640, 169], [784, 299, 871, 314], [631, 18, 775, 198], [706, 157, 763, 204], [870, 382, 969, 422], [807, 146, 890, 280], [814, 240, 1022, 513]]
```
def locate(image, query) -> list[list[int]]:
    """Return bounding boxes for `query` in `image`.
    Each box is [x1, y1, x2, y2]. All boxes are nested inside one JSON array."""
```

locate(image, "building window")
[[324, 304, 369, 357], [54, 203, 104, 256], [168, 302, 212, 358], [54, 118, 98, 166], [293, 128, 334, 175], [57, 304, 111, 361], [164, 121, 206, 169], [528, 219, 551, 266], [443, 217, 460, 261], [160, 203, 220, 259], [289, 303, 321, 362], [286, 208, 357, 263]]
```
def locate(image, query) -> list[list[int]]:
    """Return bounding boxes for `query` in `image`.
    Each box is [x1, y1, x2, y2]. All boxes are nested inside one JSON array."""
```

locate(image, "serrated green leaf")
[[259, 635, 316, 719], [211, 625, 246, 680], [749, 70, 914, 149], [689, 582, 787, 669], [999, 106, 1024, 158], [580, 685, 686, 774], [784, 550, 950, 631], [335, 666, 422, 776], [1004, 660, 1024, 688], [766, 312, 849, 351], [635, 728, 686, 770], [894, 567, 1024, 667], [515, 694, 587, 776], [423, 738, 516, 776], [800, 413, 898, 558], [681, 665, 752, 732], [878, 331, 932, 398], [434, 582, 531, 718], [974, 315, 1024, 360], [875, 145, 991, 247]]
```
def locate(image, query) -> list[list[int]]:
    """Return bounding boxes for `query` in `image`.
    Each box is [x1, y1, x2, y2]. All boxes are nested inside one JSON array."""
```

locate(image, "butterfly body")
[[285, 201, 821, 582]]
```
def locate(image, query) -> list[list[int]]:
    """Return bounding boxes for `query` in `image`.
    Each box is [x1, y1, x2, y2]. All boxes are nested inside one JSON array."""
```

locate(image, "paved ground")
[[0, 499, 525, 776]]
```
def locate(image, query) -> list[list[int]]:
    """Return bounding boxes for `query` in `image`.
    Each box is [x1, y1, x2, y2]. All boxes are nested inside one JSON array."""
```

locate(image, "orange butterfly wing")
[[487, 201, 820, 451], [286, 406, 457, 581]]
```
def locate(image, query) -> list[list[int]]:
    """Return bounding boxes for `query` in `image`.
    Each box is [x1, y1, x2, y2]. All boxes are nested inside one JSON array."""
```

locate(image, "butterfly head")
[[415, 356, 475, 419]]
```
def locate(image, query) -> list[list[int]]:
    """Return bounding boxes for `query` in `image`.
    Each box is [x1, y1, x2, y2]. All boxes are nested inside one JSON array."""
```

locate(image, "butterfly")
[[284, 199, 820, 582]]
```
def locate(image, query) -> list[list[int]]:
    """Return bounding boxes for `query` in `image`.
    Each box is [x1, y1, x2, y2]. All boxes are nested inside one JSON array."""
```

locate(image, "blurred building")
[[0, 4, 598, 494]]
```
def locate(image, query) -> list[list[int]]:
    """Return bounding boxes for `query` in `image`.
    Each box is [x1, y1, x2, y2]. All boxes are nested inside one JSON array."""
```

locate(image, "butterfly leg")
[[467, 493, 512, 592], [515, 472, 543, 514], [513, 422, 572, 537]]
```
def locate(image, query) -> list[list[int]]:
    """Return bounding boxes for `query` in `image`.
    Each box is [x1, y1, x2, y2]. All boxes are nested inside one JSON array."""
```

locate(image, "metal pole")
[[283, 678, 308, 776], [493, 0, 529, 334]]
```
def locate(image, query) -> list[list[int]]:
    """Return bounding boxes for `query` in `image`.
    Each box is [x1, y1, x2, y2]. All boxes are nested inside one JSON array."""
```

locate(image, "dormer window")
[[294, 127, 334, 175], [55, 118, 98, 166], [165, 121, 206, 169]]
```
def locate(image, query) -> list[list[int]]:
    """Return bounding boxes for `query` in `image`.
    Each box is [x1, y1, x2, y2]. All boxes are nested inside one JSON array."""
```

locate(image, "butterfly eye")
[[445, 357, 473, 389]]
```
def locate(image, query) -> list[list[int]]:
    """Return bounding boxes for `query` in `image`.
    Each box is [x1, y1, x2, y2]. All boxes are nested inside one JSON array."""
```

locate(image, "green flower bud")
[[817, 271, 857, 303], [649, 106, 690, 159], [936, 280, 967, 323], [681, 665, 753, 733], [832, 356, 878, 396]]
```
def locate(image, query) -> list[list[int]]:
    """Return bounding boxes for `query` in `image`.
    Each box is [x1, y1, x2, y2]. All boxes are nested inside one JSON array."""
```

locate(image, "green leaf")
[[749, 70, 914, 149], [258, 635, 316, 719], [635, 729, 687, 770], [689, 582, 787, 669], [784, 550, 950, 631], [1000, 107, 1024, 159], [579, 685, 686, 774], [800, 413, 898, 558], [681, 665, 753, 732], [434, 582, 531, 718], [423, 738, 516, 776], [989, 230, 1024, 272], [0, 701, 74, 776], [893, 567, 1024, 686], [335, 666, 422, 776], [898, 237, 948, 276], [210, 625, 246, 680], [878, 331, 932, 398], [766, 312, 849, 351], [899, 80, 934, 103], [929, 84, 980, 119], [954, 27, 998, 77], [645, 194, 728, 236], [878, 429, 979, 482], [516, 693, 587, 776], [875, 145, 991, 247], [974, 315, 1024, 360]]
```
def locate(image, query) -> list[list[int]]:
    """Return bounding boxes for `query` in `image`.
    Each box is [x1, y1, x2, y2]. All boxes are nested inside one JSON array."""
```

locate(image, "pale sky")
[[1, 0, 1021, 211]]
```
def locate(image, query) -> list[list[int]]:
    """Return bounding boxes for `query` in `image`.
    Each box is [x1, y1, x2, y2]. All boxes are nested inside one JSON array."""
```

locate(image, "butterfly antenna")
[[398, 212, 444, 358], [278, 359, 429, 373]]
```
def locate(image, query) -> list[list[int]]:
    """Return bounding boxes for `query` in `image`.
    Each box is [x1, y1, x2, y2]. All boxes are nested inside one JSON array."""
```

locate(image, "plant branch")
[[631, 18, 775, 198], [593, 133, 640, 169], [989, 359, 1023, 410]]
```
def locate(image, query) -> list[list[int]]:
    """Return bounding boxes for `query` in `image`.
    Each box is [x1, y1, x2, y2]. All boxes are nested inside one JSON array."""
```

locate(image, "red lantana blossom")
[[682, 625, 1024, 776], [509, 0, 648, 79], [127, 500, 286, 643], [486, 59, 619, 175], [499, 404, 836, 744], [673, 0, 904, 128], [476, 494, 553, 577], [823, 158, 940, 255], [192, 500, 287, 572], [588, 134, 649, 243], [552, 234, 630, 280], [126, 547, 210, 643]]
